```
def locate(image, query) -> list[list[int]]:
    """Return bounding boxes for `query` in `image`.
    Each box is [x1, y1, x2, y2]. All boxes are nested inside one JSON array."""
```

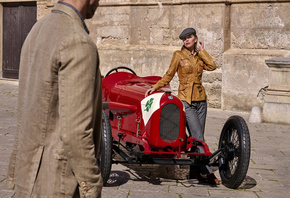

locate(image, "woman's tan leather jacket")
[[153, 47, 216, 104]]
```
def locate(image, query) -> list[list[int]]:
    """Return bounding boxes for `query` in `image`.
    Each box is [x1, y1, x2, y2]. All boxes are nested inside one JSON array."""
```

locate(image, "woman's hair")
[[181, 33, 199, 53]]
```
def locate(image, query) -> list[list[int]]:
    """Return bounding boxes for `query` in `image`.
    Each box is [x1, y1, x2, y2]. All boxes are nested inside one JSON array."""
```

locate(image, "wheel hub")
[[224, 142, 235, 160]]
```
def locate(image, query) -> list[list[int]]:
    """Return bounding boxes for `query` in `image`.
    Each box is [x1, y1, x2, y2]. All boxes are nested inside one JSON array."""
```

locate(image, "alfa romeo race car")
[[98, 66, 251, 189]]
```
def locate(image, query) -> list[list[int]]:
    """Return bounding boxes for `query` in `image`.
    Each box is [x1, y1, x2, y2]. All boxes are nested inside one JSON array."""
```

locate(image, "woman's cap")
[[179, 28, 196, 39]]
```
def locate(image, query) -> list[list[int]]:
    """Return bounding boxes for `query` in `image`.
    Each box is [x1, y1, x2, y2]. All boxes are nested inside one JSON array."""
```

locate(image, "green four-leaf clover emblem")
[[145, 98, 154, 112]]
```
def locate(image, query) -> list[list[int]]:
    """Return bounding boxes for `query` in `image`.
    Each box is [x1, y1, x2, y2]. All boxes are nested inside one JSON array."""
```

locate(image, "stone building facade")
[[4, 0, 290, 112]]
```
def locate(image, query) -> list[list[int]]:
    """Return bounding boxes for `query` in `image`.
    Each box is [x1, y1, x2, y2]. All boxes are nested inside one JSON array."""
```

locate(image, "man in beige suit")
[[6, 0, 103, 197]]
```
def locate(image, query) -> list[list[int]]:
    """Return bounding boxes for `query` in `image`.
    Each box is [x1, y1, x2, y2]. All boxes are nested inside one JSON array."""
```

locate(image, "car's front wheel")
[[218, 115, 251, 189]]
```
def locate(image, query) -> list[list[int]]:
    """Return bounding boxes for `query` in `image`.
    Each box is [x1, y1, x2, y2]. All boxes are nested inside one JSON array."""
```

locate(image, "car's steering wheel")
[[105, 66, 136, 77]]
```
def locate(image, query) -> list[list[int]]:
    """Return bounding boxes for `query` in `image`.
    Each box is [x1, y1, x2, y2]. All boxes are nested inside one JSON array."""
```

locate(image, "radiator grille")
[[160, 103, 180, 141]]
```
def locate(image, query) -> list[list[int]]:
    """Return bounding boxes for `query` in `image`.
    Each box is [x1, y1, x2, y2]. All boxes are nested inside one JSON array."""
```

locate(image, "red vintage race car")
[[99, 66, 251, 189]]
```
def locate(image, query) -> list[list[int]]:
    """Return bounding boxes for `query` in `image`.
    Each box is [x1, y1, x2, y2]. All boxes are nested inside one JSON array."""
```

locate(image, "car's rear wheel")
[[218, 115, 251, 189], [97, 111, 112, 185]]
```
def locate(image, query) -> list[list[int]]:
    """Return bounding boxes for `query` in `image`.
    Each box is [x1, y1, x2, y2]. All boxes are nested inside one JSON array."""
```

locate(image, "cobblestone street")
[[1, 79, 290, 198]]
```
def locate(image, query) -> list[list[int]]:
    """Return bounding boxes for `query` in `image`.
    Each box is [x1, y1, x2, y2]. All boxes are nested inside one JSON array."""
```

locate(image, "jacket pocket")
[[54, 148, 68, 160], [180, 58, 193, 74]]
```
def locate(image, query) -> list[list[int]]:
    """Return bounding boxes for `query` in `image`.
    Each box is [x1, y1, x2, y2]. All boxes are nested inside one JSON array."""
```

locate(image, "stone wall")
[[88, 1, 225, 108], [223, 2, 290, 111], [36, 0, 290, 111], [263, 57, 290, 124]]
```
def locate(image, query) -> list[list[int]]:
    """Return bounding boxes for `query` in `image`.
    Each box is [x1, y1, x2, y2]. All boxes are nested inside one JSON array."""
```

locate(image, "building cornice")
[[34, 0, 290, 8], [97, 0, 290, 7], [0, 0, 36, 2]]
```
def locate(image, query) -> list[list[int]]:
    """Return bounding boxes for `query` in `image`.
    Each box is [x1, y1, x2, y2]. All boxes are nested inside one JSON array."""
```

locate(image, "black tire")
[[97, 111, 112, 184], [218, 115, 251, 189]]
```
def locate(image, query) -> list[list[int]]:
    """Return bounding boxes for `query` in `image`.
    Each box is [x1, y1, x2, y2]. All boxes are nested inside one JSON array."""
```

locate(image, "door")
[[2, 2, 36, 79]]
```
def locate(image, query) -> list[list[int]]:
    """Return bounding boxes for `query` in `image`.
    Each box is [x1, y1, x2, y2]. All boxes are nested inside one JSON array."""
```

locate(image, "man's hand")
[[145, 87, 156, 97]]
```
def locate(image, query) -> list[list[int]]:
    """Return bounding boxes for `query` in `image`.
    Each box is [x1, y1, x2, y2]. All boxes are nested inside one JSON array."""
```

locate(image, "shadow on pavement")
[[106, 163, 189, 186], [106, 163, 221, 187], [237, 175, 257, 189], [104, 171, 130, 187], [105, 164, 256, 190]]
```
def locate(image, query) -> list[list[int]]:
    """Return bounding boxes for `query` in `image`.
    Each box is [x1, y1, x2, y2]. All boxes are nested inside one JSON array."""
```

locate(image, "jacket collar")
[[181, 46, 197, 58], [52, 1, 90, 34]]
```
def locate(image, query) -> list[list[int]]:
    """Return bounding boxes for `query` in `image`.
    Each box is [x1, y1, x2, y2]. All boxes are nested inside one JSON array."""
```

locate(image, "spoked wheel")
[[97, 110, 112, 185], [218, 115, 251, 189]]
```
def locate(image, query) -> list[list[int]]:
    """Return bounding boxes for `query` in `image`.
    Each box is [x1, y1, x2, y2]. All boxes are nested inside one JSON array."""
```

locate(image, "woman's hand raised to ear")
[[198, 41, 204, 51]]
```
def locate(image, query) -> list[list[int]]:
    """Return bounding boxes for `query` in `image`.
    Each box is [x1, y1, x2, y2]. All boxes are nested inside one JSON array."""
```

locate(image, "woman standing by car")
[[145, 27, 219, 184]]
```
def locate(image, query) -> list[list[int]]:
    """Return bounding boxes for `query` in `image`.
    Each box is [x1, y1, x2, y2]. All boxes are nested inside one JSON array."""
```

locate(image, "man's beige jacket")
[[153, 47, 216, 104], [6, 3, 103, 197]]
